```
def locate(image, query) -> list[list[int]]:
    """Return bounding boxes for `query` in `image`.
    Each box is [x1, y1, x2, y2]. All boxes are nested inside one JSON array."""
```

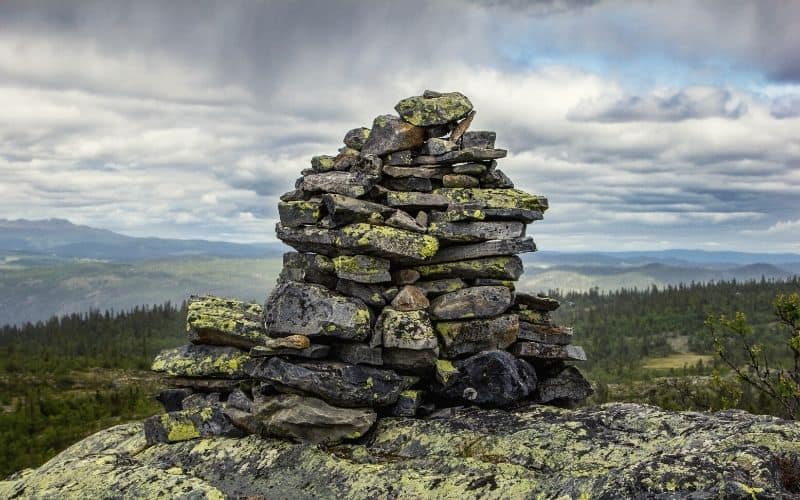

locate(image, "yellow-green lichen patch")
[[150, 345, 249, 378], [434, 188, 549, 212], [435, 359, 459, 385], [340, 223, 439, 261], [415, 256, 521, 281]]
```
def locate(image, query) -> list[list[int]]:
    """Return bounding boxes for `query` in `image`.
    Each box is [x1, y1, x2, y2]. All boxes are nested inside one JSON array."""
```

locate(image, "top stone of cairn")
[[394, 90, 474, 127]]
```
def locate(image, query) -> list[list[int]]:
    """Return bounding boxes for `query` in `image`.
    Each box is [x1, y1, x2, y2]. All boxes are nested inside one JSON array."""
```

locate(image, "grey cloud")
[[770, 95, 800, 119]]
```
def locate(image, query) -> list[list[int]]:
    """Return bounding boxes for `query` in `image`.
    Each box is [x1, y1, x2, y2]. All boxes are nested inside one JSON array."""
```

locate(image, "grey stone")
[[414, 255, 524, 281], [390, 285, 430, 311], [383, 149, 415, 165], [343, 127, 371, 150], [151, 345, 249, 379], [255, 394, 376, 445], [144, 406, 243, 444], [427, 221, 526, 243], [277, 200, 323, 227], [280, 189, 307, 202], [383, 390, 424, 417], [382, 177, 433, 193], [157, 388, 193, 412], [227, 389, 254, 413], [385, 191, 449, 210], [481, 169, 514, 188], [515, 293, 560, 311], [244, 357, 405, 408], [414, 278, 468, 296], [181, 393, 216, 410], [413, 148, 507, 165], [311, 155, 336, 172], [442, 174, 479, 188], [186, 295, 267, 349], [332, 254, 392, 284], [385, 210, 426, 233], [426, 237, 536, 264], [415, 211, 428, 227], [322, 194, 394, 227], [383, 165, 452, 179], [452, 163, 487, 176], [461, 131, 496, 149], [250, 344, 331, 359], [536, 366, 593, 404], [482, 208, 543, 222], [395, 91, 473, 126], [428, 205, 487, 223], [510, 342, 587, 361], [263, 281, 372, 341], [335, 279, 387, 308], [382, 348, 439, 371], [434, 350, 536, 408], [280, 252, 337, 289], [518, 322, 573, 345], [333, 344, 384, 366], [375, 308, 437, 350], [435, 314, 519, 358], [423, 138, 458, 155], [434, 188, 548, 211], [362, 114, 426, 156], [429, 286, 513, 320], [301, 171, 372, 198]]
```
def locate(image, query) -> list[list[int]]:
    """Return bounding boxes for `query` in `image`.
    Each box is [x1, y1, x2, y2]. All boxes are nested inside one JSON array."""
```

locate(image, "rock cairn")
[[146, 91, 592, 446]]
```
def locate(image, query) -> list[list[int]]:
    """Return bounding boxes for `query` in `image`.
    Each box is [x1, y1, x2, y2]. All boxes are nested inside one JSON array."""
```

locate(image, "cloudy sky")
[[1, 0, 799, 252]]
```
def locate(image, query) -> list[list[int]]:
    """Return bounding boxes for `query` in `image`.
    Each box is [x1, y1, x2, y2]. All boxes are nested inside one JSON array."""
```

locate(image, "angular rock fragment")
[[245, 357, 404, 407], [322, 194, 394, 227], [278, 200, 323, 227], [343, 127, 371, 150], [481, 169, 514, 188], [429, 286, 513, 320], [515, 293, 560, 311], [151, 345, 249, 379], [510, 342, 587, 361], [435, 314, 519, 358], [449, 110, 476, 142], [434, 350, 536, 407], [426, 237, 536, 264], [414, 278, 468, 296], [333, 344, 384, 366], [333, 254, 392, 283], [263, 281, 372, 341], [385, 210, 426, 233], [227, 388, 254, 412], [461, 131, 496, 149], [435, 188, 548, 212], [435, 359, 459, 385], [427, 221, 525, 243], [362, 115, 426, 156], [518, 323, 573, 345], [302, 171, 372, 198], [423, 138, 458, 155], [390, 285, 429, 311], [186, 295, 266, 349], [375, 308, 437, 350], [280, 252, 337, 289], [144, 406, 243, 444], [414, 255, 524, 281], [395, 91, 473, 126], [536, 366, 593, 404]]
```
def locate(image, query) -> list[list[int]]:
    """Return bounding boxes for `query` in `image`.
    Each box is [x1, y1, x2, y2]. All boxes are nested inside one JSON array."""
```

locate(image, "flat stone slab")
[[429, 286, 513, 320], [151, 345, 249, 379], [435, 314, 519, 358], [322, 194, 394, 227], [375, 308, 437, 351], [414, 255, 524, 281], [186, 295, 266, 349], [163, 377, 246, 392], [427, 221, 525, 242], [362, 114, 426, 156], [263, 281, 372, 341], [383, 165, 452, 179], [435, 188, 548, 212], [333, 344, 384, 366], [333, 254, 392, 283], [278, 200, 323, 227], [301, 171, 372, 198], [426, 237, 536, 264], [414, 278, 468, 296], [385, 191, 449, 210], [250, 344, 331, 359], [510, 342, 587, 361], [277, 223, 439, 263], [280, 252, 337, 289], [382, 347, 438, 371], [413, 147, 507, 165], [518, 322, 573, 345], [244, 357, 405, 408], [515, 293, 560, 311], [462, 131, 496, 149]]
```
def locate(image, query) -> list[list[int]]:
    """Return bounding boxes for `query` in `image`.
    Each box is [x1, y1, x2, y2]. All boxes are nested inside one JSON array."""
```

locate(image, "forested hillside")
[[1, 277, 798, 477]]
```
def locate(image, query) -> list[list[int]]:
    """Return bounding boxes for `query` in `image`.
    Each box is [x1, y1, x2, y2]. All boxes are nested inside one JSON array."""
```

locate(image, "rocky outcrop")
[[4, 403, 799, 499]]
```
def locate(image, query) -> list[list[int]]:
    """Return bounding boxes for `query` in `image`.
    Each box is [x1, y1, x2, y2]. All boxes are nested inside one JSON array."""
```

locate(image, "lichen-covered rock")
[[395, 91, 473, 126], [279, 251, 337, 288], [429, 286, 513, 320], [343, 127, 371, 150], [390, 285, 429, 311], [461, 131, 496, 149], [436, 315, 519, 358], [385, 191, 449, 210], [428, 221, 525, 243], [322, 193, 394, 227], [144, 406, 243, 444], [435, 188, 548, 212], [332, 254, 391, 283], [414, 278, 468, 296], [263, 281, 372, 341], [383, 389, 425, 417], [151, 344, 249, 378], [414, 255, 524, 281], [361, 114, 426, 156], [426, 237, 536, 264], [186, 295, 266, 349], [244, 357, 405, 408], [301, 171, 372, 198], [6, 403, 800, 499], [518, 322, 573, 345], [515, 292, 560, 311], [374, 308, 437, 351], [333, 344, 384, 366], [278, 200, 323, 227], [511, 342, 587, 361], [435, 350, 536, 407], [441, 173, 480, 188], [536, 366, 593, 404]]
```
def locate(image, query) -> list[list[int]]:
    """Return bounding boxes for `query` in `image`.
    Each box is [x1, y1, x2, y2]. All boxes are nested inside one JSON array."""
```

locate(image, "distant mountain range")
[[0, 218, 282, 261], [0, 219, 798, 326]]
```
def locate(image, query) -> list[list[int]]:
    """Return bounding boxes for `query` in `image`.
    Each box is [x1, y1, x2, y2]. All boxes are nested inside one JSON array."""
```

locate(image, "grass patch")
[[642, 353, 714, 370]]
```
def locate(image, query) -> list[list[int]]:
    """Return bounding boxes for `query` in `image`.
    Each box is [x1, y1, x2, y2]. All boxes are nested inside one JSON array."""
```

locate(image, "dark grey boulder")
[[244, 357, 405, 408], [435, 314, 519, 358], [426, 237, 536, 264], [434, 350, 536, 407], [536, 366, 593, 404], [429, 286, 513, 320], [427, 221, 526, 243], [362, 115, 426, 155], [263, 281, 372, 341]]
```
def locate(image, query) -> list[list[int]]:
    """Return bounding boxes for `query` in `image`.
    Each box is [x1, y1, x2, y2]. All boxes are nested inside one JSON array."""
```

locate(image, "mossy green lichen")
[[394, 92, 473, 127]]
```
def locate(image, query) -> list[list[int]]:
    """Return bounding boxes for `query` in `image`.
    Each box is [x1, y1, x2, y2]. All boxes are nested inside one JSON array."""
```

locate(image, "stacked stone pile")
[[145, 91, 593, 446]]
